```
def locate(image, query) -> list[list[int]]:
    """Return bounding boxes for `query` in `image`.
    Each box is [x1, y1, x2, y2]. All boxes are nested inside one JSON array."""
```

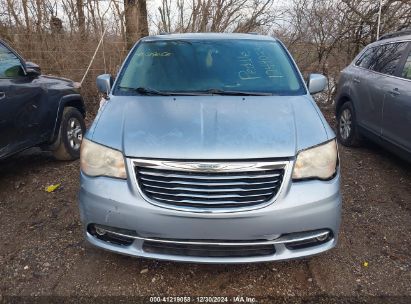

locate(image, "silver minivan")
[[79, 33, 341, 263]]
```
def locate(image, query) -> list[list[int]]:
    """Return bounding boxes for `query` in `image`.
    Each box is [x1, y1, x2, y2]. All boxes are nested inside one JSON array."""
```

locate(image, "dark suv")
[[335, 30, 411, 161], [0, 39, 86, 160]]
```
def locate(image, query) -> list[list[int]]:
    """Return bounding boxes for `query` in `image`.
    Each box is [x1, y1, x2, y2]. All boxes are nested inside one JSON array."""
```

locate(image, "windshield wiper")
[[118, 87, 273, 96], [118, 86, 172, 96], [195, 88, 273, 96], [119, 86, 207, 96], [136, 87, 170, 95]]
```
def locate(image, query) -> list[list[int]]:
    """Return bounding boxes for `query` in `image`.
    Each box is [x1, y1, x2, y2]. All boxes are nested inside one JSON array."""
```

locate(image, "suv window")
[[116, 39, 306, 96], [355, 42, 408, 76], [372, 42, 408, 75], [401, 51, 411, 80], [356, 47, 378, 69], [0, 43, 24, 78]]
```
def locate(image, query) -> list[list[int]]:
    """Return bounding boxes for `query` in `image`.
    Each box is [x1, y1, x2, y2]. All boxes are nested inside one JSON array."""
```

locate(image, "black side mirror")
[[25, 61, 41, 77]]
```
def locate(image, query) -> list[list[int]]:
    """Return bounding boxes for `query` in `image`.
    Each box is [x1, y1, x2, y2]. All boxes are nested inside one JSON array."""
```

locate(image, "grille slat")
[[145, 188, 274, 199], [135, 161, 285, 211], [140, 176, 280, 187], [144, 183, 277, 193], [139, 169, 281, 180], [150, 196, 268, 207]]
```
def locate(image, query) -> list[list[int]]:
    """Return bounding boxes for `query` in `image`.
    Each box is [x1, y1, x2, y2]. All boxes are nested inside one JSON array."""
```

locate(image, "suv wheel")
[[336, 101, 361, 147], [53, 107, 86, 160]]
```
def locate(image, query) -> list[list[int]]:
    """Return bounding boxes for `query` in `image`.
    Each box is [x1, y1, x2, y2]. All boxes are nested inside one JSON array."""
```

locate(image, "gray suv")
[[79, 33, 341, 263], [336, 30, 411, 161]]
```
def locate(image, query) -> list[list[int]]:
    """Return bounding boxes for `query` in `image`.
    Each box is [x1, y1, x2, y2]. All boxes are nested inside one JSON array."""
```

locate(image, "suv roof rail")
[[248, 32, 259, 35], [378, 29, 411, 41]]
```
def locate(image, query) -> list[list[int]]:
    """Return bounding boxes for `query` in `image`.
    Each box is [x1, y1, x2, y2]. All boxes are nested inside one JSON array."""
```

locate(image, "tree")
[[124, 0, 148, 49], [156, 0, 276, 33], [77, 0, 86, 37]]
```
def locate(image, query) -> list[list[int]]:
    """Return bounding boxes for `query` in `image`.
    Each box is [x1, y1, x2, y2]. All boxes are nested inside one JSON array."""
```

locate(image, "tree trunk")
[[22, 0, 30, 30], [124, 0, 149, 50], [113, 0, 126, 41], [35, 0, 42, 33], [77, 0, 86, 38]]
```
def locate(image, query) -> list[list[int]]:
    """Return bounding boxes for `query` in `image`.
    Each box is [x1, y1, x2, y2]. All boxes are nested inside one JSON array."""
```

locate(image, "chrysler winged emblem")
[[195, 163, 223, 171]]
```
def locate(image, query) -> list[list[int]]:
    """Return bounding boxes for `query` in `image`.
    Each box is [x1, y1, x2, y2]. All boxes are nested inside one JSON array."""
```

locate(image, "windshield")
[[115, 39, 306, 96]]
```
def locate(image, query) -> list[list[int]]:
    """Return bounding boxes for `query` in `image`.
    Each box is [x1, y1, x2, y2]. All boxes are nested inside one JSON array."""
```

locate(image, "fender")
[[335, 93, 352, 116], [334, 69, 354, 117], [335, 91, 367, 131], [335, 74, 354, 117], [49, 94, 86, 145]]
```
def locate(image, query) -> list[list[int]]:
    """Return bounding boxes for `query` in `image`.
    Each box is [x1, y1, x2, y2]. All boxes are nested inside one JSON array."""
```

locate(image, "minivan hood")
[[88, 95, 332, 159]]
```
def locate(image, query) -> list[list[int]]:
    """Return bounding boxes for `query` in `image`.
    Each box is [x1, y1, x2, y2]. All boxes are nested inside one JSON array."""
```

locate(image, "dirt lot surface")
[[0, 106, 410, 303]]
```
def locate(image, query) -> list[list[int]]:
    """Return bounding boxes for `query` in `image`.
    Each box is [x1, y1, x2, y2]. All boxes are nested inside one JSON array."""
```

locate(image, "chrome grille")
[[133, 159, 286, 212]]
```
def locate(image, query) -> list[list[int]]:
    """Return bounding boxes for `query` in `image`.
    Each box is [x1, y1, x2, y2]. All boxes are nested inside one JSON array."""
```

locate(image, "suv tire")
[[336, 101, 362, 147], [53, 107, 86, 160]]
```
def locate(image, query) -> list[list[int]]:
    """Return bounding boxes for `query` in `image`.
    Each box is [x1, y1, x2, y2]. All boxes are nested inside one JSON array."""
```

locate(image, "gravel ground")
[[0, 106, 410, 303]]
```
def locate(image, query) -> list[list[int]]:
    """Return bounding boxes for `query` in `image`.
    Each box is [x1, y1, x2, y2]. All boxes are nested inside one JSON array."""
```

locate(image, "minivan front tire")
[[337, 101, 362, 147]]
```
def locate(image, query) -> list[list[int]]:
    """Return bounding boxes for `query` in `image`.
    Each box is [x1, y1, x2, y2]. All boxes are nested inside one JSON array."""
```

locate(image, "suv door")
[[351, 45, 384, 136], [381, 42, 411, 153], [0, 42, 45, 158]]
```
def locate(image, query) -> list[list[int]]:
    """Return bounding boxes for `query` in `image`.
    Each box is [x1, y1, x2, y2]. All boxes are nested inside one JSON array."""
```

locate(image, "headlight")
[[80, 139, 127, 179], [292, 140, 338, 180]]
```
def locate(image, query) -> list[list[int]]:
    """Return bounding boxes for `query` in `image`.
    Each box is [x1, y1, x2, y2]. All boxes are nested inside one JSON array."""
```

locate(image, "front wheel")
[[53, 107, 86, 160], [336, 101, 362, 147]]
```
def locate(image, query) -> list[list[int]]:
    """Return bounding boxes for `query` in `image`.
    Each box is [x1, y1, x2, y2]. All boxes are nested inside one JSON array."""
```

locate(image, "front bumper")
[[79, 167, 341, 263]]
